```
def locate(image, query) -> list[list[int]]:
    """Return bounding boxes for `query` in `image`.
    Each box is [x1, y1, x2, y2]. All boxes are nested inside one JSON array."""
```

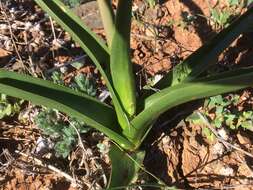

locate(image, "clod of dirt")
[[182, 124, 253, 189], [73, 1, 103, 30], [0, 48, 11, 65]]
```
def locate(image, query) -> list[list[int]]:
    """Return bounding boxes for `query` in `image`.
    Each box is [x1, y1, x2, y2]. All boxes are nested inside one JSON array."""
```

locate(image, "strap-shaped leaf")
[[108, 145, 145, 189], [0, 69, 135, 150], [35, 0, 131, 132], [97, 0, 115, 48], [130, 67, 253, 145], [35, 0, 109, 67], [155, 6, 253, 89], [110, 0, 136, 121]]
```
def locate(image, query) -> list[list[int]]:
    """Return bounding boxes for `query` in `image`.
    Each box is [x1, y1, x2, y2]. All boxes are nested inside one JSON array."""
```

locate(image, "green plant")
[[50, 71, 65, 86], [63, 0, 82, 7], [51, 71, 97, 97], [227, 0, 240, 6], [210, 7, 232, 29], [187, 94, 253, 132], [227, 0, 253, 7], [209, 0, 251, 29], [72, 74, 97, 97], [145, 0, 157, 8], [35, 72, 95, 158], [35, 108, 89, 158], [0, 94, 23, 119], [0, 0, 253, 188]]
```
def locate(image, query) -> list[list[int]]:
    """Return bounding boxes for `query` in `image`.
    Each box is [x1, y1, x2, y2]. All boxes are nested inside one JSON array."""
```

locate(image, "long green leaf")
[[0, 69, 135, 150], [110, 0, 136, 122], [35, 0, 131, 133], [130, 67, 253, 146], [97, 0, 115, 48], [35, 0, 109, 67], [155, 6, 253, 89], [108, 145, 145, 189]]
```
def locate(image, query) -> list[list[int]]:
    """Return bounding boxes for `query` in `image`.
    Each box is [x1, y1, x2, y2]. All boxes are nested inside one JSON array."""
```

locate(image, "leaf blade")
[[108, 145, 145, 189], [35, 0, 109, 66], [0, 69, 135, 150], [35, 0, 131, 132], [155, 6, 253, 89], [131, 67, 253, 145], [110, 0, 136, 121], [97, 0, 115, 48]]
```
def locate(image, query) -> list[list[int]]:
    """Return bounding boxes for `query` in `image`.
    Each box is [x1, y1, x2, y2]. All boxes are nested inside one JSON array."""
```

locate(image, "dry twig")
[[60, 113, 91, 178], [0, 1, 27, 71], [15, 150, 84, 188], [196, 111, 253, 159]]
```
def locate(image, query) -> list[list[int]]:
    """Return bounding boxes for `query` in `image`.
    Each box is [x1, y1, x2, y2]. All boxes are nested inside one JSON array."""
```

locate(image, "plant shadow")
[[143, 117, 253, 189], [157, 0, 215, 43]]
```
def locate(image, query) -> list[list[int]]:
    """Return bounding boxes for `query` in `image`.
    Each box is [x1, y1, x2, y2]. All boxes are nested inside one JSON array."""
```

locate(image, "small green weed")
[[0, 94, 23, 119], [210, 7, 232, 29], [227, 0, 240, 6], [209, 0, 252, 30], [35, 72, 97, 158], [187, 94, 253, 140], [50, 71, 65, 86], [227, 0, 253, 7], [51, 71, 97, 97], [71, 73, 97, 97], [63, 0, 82, 8], [145, 0, 157, 8], [35, 108, 89, 158]]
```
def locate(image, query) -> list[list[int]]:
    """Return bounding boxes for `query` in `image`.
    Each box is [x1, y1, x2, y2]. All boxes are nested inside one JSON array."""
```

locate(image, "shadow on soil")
[[158, 0, 215, 43], [179, 0, 215, 43]]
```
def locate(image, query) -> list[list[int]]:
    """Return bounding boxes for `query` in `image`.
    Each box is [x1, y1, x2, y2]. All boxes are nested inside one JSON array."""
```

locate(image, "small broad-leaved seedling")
[[210, 7, 232, 29], [63, 0, 82, 7], [0, 94, 23, 119], [187, 94, 253, 141], [210, 0, 253, 30], [227, 0, 253, 7], [0, 0, 252, 188], [35, 71, 96, 158], [227, 0, 240, 6], [145, 0, 157, 8], [51, 71, 97, 97], [35, 108, 89, 158]]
